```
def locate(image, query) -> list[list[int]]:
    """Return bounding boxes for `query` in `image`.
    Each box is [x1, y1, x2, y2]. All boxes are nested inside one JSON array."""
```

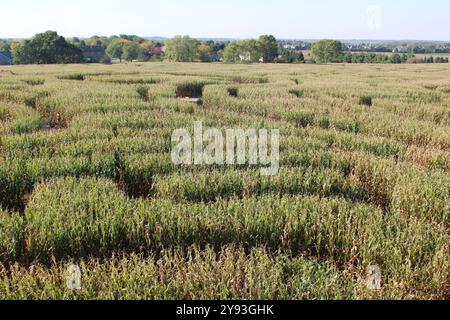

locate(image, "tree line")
[[11, 31, 83, 64], [4, 32, 449, 65], [311, 39, 449, 64]]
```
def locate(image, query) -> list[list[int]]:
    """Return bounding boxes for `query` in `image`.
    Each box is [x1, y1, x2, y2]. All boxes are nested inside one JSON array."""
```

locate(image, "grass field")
[[0, 62, 449, 300]]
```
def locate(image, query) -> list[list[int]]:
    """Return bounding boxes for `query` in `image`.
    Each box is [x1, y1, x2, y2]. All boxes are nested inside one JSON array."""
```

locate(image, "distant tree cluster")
[[105, 36, 158, 62], [222, 40, 259, 63], [157, 35, 302, 64], [277, 46, 305, 63], [12, 31, 82, 64], [310, 39, 448, 64], [343, 52, 409, 64], [164, 36, 200, 62], [0, 40, 11, 55], [222, 35, 279, 63], [5, 32, 448, 65], [407, 56, 449, 64], [162, 36, 222, 63], [311, 40, 343, 63], [423, 56, 449, 63]]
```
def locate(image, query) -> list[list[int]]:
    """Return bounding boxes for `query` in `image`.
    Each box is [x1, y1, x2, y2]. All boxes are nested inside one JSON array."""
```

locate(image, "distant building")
[[0, 52, 12, 65], [211, 52, 220, 62], [80, 45, 105, 63], [393, 47, 408, 54], [239, 54, 252, 62], [152, 46, 165, 56]]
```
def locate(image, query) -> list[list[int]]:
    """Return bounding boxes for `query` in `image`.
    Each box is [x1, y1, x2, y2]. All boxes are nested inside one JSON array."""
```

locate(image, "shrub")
[[227, 87, 239, 97], [289, 89, 304, 98], [288, 112, 315, 128], [359, 95, 372, 106], [22, 79, 45, 86], [0, 106, 10, 121], [136, 86, 150, 101], [175, 81, 206, 98], [58, 74, 85, 81]]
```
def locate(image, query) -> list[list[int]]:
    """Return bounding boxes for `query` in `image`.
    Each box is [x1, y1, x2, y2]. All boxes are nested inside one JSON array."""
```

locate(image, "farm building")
[[0, 52, 12, 65], [80, 45, 105, 63]]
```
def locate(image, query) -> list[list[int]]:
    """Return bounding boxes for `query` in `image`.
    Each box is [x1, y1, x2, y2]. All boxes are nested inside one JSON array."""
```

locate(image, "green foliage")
[[0, 40, 11, 55], [359, 96, 373, 107], [175, 81, 206, 98], [106, 38, 146, 62], [136, 86, 152, 101], [391, 53, 408, 64], [164, 36, 199, 62], [433, 56, 449, 63], [227, 87, 239, 97], [105, 39, 126, 62], [196, 44, 212, 62], [135, 41, 154, 62], [288, 89, 304, 98], [258, 35, 279, 62], [223, 40, 260, 63], [12, 31, 82, 65], [57, 73, 85, 81], [311, 40, 343, 63], [22, 79, 45, 86], [121, 41, 140, 62], [288, 112, 315, 128], [278, 48, 305, 63]]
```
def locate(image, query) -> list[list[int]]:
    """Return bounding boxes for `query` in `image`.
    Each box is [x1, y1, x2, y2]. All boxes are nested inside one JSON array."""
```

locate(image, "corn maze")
[[0, 62, 449, 299]]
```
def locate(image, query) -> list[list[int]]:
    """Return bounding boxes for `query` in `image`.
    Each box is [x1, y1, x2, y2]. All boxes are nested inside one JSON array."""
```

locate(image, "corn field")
[[0, 62, 449, 300]]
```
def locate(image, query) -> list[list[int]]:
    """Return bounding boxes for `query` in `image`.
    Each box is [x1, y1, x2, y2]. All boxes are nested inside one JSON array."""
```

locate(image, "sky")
[[1, 0, 449, 40]]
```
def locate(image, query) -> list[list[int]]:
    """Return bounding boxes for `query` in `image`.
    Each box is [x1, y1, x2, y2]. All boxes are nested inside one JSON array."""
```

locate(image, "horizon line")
[[0, 33, 449, 43]]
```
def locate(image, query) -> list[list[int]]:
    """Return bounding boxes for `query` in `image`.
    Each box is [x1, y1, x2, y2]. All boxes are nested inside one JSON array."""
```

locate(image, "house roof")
[[152, 47, 164, 55], [79, 46, 105, 61], [0, 52, 12, 65]]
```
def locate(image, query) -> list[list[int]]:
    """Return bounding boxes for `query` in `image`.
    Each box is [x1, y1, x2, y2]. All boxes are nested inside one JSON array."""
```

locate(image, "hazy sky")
[[1, 0, 449, 40]]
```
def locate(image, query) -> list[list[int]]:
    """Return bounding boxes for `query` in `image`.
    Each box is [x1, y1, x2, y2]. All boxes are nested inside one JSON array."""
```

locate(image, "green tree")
[[223, 40, 260, 63], [311, 40, 343, 63], [106, 39, 126, 62], [257, 35, 279, 62], [12, 31, 82, 65], [389, 53, 402, 64], [222, 42, 241, 63], [11, 42, 27, 65], [164, 36, 199, 62], [343, 51, 352, 63], [196, 43, 212, 62], [138, 41, 155, 61], [121, 41, 140, 62], [0, 40, 11, 54], [277, 46, 305, 63]]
